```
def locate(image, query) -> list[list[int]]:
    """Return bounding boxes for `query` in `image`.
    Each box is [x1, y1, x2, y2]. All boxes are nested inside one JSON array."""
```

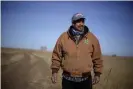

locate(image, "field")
[[1, 47, 133, 89]]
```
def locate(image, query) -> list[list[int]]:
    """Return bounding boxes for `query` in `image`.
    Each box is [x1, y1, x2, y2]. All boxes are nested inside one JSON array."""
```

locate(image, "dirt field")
[[1, 47, 133, 89]]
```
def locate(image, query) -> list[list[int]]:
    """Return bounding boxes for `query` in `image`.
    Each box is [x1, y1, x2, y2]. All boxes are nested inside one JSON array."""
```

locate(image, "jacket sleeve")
[[91, 33, 103, 76], [50, 34, 63, 74]]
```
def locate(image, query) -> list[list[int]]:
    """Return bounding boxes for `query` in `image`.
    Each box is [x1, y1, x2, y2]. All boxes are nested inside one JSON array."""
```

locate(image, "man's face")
[[73, 19, 85, 31]]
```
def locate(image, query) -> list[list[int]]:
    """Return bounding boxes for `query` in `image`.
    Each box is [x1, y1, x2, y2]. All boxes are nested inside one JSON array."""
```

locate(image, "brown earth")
[[1, 47, 133, 89]]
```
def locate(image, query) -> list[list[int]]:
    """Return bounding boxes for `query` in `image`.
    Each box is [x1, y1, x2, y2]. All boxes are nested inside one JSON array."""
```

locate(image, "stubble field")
[[1, 47, 133, 89]]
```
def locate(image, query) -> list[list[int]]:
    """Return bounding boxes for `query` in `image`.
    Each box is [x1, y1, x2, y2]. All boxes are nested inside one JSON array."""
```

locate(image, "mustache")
[[78, 25, 84, 28], [78, 25, 84, 27]]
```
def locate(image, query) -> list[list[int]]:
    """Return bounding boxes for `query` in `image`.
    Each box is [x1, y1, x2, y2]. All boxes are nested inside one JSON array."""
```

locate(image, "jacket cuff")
[[94, 72, 101, 77], [52, 68, 59, 74]]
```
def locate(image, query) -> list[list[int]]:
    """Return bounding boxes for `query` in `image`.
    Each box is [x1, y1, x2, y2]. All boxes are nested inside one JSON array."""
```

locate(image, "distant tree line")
[[112, 54, 117, 57], [40, 46, 47, 51]]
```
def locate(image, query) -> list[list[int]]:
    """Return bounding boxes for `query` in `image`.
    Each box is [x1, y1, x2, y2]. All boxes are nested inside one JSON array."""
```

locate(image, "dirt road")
[[1, 51, 61, 89]]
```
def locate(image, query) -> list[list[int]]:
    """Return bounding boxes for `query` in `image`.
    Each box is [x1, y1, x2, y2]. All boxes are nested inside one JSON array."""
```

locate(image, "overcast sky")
[[1, 1, 133, 56]]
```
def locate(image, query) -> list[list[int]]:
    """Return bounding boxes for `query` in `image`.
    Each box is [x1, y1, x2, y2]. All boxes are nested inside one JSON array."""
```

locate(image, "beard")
[[78, 25, 84, 31], [73, 24, 84, 32]]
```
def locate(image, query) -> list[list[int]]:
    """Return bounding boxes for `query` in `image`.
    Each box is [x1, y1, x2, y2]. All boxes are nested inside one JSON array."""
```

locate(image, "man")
[[50, 13, 103, 89]]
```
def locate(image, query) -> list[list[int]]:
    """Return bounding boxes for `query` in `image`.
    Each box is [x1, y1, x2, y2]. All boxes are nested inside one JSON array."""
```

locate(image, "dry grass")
[[93, 56, 133, 89], [1, 47, 133, 89]]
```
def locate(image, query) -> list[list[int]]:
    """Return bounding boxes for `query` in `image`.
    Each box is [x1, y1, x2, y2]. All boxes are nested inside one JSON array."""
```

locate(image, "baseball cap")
[[72, 13, 85, 23]]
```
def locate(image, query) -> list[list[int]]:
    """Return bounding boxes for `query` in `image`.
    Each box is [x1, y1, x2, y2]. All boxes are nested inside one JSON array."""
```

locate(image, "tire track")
[[2, 52, 51, 89]]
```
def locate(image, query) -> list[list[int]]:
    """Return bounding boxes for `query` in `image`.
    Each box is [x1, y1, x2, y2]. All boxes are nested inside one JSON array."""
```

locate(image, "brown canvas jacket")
[[51, 25, 103, 77]]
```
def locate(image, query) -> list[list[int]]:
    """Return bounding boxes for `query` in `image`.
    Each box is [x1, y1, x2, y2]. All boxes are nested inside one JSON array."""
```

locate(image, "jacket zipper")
[[76, 40, 78, 60], [75, 36, 86, 60], [72, 36, 87, 60]]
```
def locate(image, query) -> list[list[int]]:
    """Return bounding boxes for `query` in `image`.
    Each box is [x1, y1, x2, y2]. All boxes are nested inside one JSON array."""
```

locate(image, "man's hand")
[[92, 75, 100, 85], [51, 73, 57, 84]]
